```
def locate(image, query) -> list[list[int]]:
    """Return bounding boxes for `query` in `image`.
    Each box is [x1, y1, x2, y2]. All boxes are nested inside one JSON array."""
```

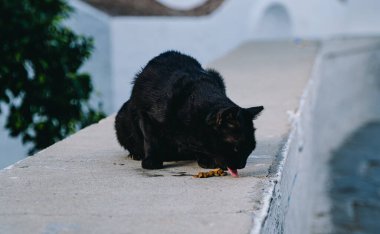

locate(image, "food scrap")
[[193, 168, 227, 178]]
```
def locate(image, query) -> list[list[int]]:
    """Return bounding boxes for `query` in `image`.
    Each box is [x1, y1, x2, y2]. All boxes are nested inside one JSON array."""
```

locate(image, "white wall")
[[249, 0, 380, 40], [67, 0, 113, 113], [344, 0, 380, 35], [248, 0, 345, 40]]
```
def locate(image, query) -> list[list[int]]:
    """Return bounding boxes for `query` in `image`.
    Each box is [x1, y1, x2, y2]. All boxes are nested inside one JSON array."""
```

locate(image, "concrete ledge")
[[0, 117, 269, 234], [0, 41, 318, 234], [262, 37, 380, 233]]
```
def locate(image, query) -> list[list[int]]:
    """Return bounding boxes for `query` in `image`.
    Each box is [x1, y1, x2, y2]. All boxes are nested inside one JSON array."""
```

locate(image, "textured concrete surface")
[[315, 38, 380, 234], [0, 41, 318, 234], [261, 37, 380, 234]]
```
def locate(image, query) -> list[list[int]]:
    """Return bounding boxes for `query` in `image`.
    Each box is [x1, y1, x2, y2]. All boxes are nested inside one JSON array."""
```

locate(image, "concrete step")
[[0, 41, 319, 234]]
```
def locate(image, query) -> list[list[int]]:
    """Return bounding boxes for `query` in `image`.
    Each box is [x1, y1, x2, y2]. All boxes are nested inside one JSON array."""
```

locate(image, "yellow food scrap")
[[193, 168, 227, 178]]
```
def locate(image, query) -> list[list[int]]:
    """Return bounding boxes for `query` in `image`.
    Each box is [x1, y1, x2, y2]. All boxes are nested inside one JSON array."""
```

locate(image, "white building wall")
[[66, 0, 113, 113], [248, 0, 345, 39], [249, 0, 380, 39], [344, 0, 380, 35]]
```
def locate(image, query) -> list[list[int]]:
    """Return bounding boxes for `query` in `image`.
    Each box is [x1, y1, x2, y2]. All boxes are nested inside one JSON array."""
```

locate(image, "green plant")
[[0, 0, 105, 154]]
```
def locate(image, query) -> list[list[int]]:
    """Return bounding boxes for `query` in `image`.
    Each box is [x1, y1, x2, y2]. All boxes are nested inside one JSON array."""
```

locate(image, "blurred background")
[[1, 0, 380, 169]]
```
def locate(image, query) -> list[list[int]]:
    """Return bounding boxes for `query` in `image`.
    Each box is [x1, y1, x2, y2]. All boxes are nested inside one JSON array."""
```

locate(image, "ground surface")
[[0, 41, 318, 234]]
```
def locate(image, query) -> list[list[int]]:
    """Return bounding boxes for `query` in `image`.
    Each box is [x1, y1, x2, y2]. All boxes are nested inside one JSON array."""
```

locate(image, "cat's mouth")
[[227, 167, 239, 177]]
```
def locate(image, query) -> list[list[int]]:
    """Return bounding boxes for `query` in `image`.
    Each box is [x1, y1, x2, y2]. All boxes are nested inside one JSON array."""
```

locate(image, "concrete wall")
[[343, 0, 380, 36], [310, 38, 380, 233], [249, 0, 380, 40], [66, 0, 113, 113], [262, 37, 380, 233]]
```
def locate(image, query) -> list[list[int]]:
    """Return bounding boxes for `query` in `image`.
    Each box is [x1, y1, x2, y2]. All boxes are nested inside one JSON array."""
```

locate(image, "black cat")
[[115, 51, 263, 177]]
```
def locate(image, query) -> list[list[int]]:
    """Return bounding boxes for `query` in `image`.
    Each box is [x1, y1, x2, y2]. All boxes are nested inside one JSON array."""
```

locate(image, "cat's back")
[[147, 51, 202, 72], [133, 51, 201, 86], [129, 51, 226, 123]]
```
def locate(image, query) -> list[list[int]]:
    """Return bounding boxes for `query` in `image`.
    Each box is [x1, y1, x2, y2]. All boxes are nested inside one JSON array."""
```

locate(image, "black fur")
[[115, 51, 263, 170]]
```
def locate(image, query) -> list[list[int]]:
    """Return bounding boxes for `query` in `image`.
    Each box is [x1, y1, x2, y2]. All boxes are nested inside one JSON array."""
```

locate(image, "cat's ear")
[[206, 107, 240, 127], [246, 106, 264, 119]]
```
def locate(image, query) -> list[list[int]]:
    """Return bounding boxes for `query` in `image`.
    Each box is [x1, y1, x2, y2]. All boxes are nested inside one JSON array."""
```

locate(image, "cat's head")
[[206, 106, 264, 176]]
